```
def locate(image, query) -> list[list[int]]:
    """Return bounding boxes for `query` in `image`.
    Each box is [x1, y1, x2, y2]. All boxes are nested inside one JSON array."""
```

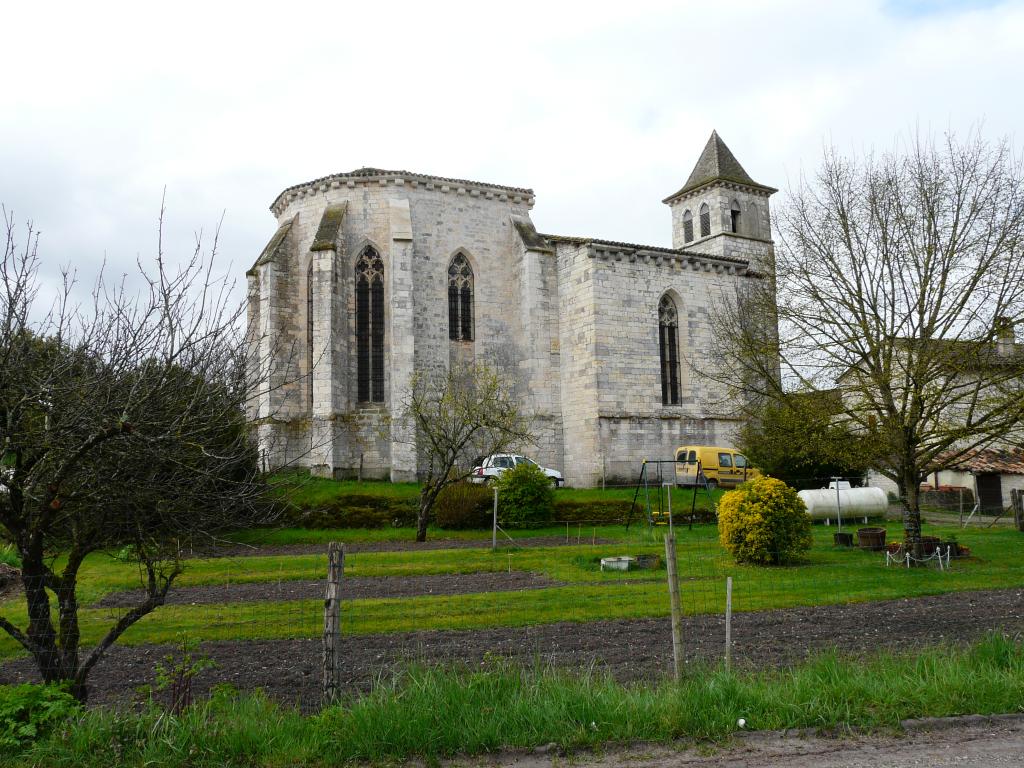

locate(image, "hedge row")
[[284, 489, 714, 530], [285, 495, 418, 529]]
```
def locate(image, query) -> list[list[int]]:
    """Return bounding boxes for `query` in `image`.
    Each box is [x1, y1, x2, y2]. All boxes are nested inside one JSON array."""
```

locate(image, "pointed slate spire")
[[663, 131, 775, 203]]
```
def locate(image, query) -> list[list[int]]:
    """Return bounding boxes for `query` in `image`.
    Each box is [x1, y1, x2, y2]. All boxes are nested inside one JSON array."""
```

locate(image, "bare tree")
[[0, 206, 275, 701], [713, 130, 1024, 552], [394, 364, 533, 542]]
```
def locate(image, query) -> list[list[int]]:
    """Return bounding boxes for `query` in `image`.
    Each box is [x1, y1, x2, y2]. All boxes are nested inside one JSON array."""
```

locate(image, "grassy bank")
[[13, 634, 1024, 767]]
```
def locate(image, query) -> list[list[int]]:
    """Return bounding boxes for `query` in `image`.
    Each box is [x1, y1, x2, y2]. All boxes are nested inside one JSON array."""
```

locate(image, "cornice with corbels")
[[586, 244, 751, 276], [271, 174, 536, 218]]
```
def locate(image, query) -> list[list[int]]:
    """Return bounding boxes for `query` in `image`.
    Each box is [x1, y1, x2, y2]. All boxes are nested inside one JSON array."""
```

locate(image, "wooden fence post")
[[1013, 489, 1024, 533], [322, 541, 345, 705], [664, 532, 683, 682]]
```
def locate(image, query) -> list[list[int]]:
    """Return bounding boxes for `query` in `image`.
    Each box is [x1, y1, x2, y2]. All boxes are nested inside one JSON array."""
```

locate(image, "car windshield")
[[519, 457, 538, 466]]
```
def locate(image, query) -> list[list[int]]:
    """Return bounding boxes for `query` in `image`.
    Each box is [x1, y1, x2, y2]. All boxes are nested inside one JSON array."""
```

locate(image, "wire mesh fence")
[[2, 491, 1023, 713]]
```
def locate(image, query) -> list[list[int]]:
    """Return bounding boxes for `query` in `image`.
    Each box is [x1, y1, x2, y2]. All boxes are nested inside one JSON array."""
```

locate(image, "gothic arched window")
[[448, 253, 474, 341], [306, 262, 314, 412], [730, 200, 741, 233], [355, 247, 385, 403], [699, 203, 711, 238], [682, 210, 694, 243], [659, 294, 681, 406]]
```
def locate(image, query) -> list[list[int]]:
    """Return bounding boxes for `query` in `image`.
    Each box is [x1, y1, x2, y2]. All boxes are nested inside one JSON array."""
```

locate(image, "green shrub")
[[434, 482, 494, 529], [552, 499, 631, 524], [285, 494, 418, 529], [0, 542, 20, 568], [496, 463, 555, 528], [718, 476, 811, 565], [0, 683, 79, 752]]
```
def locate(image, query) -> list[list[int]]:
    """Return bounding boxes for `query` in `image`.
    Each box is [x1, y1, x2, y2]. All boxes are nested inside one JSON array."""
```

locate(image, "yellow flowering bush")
[[718, 476, 812, 565]]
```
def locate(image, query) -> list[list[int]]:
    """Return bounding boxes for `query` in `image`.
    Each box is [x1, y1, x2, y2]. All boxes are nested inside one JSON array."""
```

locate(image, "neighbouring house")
[[857, 325, 1024, 512], [870, 447, 1024, 514], [246, 132, 777, 486]]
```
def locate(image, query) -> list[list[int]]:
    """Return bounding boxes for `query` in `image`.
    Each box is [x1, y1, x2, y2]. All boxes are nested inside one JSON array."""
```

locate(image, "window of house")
[[718, 453, 733, 468], [699, 203, 710, 238], [355, 247, 385, 403], [659, 294, 681, 405], [730, 200, 741, 233], [682, 210, 694, 243], [448, 253, 474, 341]]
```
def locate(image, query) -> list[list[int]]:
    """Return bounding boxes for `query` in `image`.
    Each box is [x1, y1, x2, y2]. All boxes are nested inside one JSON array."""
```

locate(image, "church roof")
[[270, 168, 534, 213], [663, 131, 777, 203]]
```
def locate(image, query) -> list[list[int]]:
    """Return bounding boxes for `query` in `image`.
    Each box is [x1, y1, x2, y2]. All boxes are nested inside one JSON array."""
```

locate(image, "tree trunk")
[[416, 487, 431, 542], [902, 466, 923, 560], [20, 553, 77, 694]]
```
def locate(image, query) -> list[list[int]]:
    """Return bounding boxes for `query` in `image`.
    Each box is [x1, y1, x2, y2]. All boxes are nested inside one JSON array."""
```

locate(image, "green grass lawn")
[[3, 520, 1023, 659]]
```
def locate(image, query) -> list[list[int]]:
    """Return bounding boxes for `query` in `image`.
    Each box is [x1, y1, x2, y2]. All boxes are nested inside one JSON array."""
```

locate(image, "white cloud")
[[1, 0, 1021, 299]]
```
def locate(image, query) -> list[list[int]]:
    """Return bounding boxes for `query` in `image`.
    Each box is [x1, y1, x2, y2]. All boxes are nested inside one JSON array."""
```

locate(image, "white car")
[[470, 454, 564, 487]]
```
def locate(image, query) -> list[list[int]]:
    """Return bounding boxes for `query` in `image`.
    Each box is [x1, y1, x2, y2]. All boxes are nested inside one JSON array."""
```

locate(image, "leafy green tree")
[[739, 392, 874, 489]]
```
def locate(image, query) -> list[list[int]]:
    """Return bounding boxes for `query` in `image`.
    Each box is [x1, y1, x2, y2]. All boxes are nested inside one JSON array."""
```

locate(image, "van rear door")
[[675, 448, 698, 486]]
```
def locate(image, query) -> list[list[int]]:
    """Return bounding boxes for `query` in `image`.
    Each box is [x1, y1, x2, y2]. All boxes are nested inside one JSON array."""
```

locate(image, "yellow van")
[[674, 446, 761, 489]]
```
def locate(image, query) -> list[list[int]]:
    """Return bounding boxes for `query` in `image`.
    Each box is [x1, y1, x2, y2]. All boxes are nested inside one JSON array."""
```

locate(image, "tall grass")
[[15, 634, 1024, 767]]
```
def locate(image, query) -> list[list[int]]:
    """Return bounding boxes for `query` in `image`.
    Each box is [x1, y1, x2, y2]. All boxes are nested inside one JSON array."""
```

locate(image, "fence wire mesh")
[[1, 488, 1023, 713]]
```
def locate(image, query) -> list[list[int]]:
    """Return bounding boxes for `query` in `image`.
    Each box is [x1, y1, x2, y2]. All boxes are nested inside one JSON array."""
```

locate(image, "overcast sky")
[[2, 0, 1021, 304]]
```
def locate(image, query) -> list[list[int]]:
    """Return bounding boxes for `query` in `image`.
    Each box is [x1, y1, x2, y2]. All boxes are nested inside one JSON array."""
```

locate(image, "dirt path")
[[187, 535, 616, 558], [3, 587, 1021, 711], [94, 571, 560, 608], [465, 716, 1024, 768]]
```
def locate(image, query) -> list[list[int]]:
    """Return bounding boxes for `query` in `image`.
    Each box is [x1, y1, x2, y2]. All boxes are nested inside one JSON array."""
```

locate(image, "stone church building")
[[247, 132, 776, 487]]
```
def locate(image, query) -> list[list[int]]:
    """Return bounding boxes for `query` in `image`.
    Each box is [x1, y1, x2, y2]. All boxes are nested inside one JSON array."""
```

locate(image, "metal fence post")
[[322, 541, 344, 705], [492, 487, 499, 550], [664, 532, 683, 682], [725, 576, 733, 672]]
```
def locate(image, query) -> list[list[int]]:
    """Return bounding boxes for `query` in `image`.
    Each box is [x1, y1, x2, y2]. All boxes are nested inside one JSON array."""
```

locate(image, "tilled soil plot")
[[3, 587, 1021, 711], [94, 571, 560, 608], [185, 535, 616, 559]]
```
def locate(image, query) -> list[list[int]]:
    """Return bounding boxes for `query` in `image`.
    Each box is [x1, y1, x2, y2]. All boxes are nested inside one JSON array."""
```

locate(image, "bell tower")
[[663, 131, 777, 272]]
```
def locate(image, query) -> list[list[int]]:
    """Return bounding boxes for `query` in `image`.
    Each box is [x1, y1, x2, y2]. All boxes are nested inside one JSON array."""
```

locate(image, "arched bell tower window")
[[659, 294, 681, 406], [730, 200, 741, 233], [306, 262, 314, 413], [355, 247, 385, 403], [448, 253, 474, 341], [682, 210, 694, 243], [699, 203, 711, 238]]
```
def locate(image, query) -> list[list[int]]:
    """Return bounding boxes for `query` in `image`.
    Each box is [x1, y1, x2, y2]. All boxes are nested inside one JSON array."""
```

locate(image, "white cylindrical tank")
[[798, 487, 888, 520]]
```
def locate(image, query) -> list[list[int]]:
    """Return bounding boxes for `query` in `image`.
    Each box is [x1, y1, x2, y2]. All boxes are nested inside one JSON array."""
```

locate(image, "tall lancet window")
[[355, 247, 385, 403], [659, 294, 681, 406], [682, 210, 694, 243], [730, 199, 741, 233], [699, 203, 711, 238], [306, 262, 314, 412], [448, 253, 474, 341]]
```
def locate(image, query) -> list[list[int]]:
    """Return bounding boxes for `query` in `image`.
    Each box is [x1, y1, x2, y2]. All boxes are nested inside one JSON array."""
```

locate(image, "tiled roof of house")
[[944, 447, 1024, 475]]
